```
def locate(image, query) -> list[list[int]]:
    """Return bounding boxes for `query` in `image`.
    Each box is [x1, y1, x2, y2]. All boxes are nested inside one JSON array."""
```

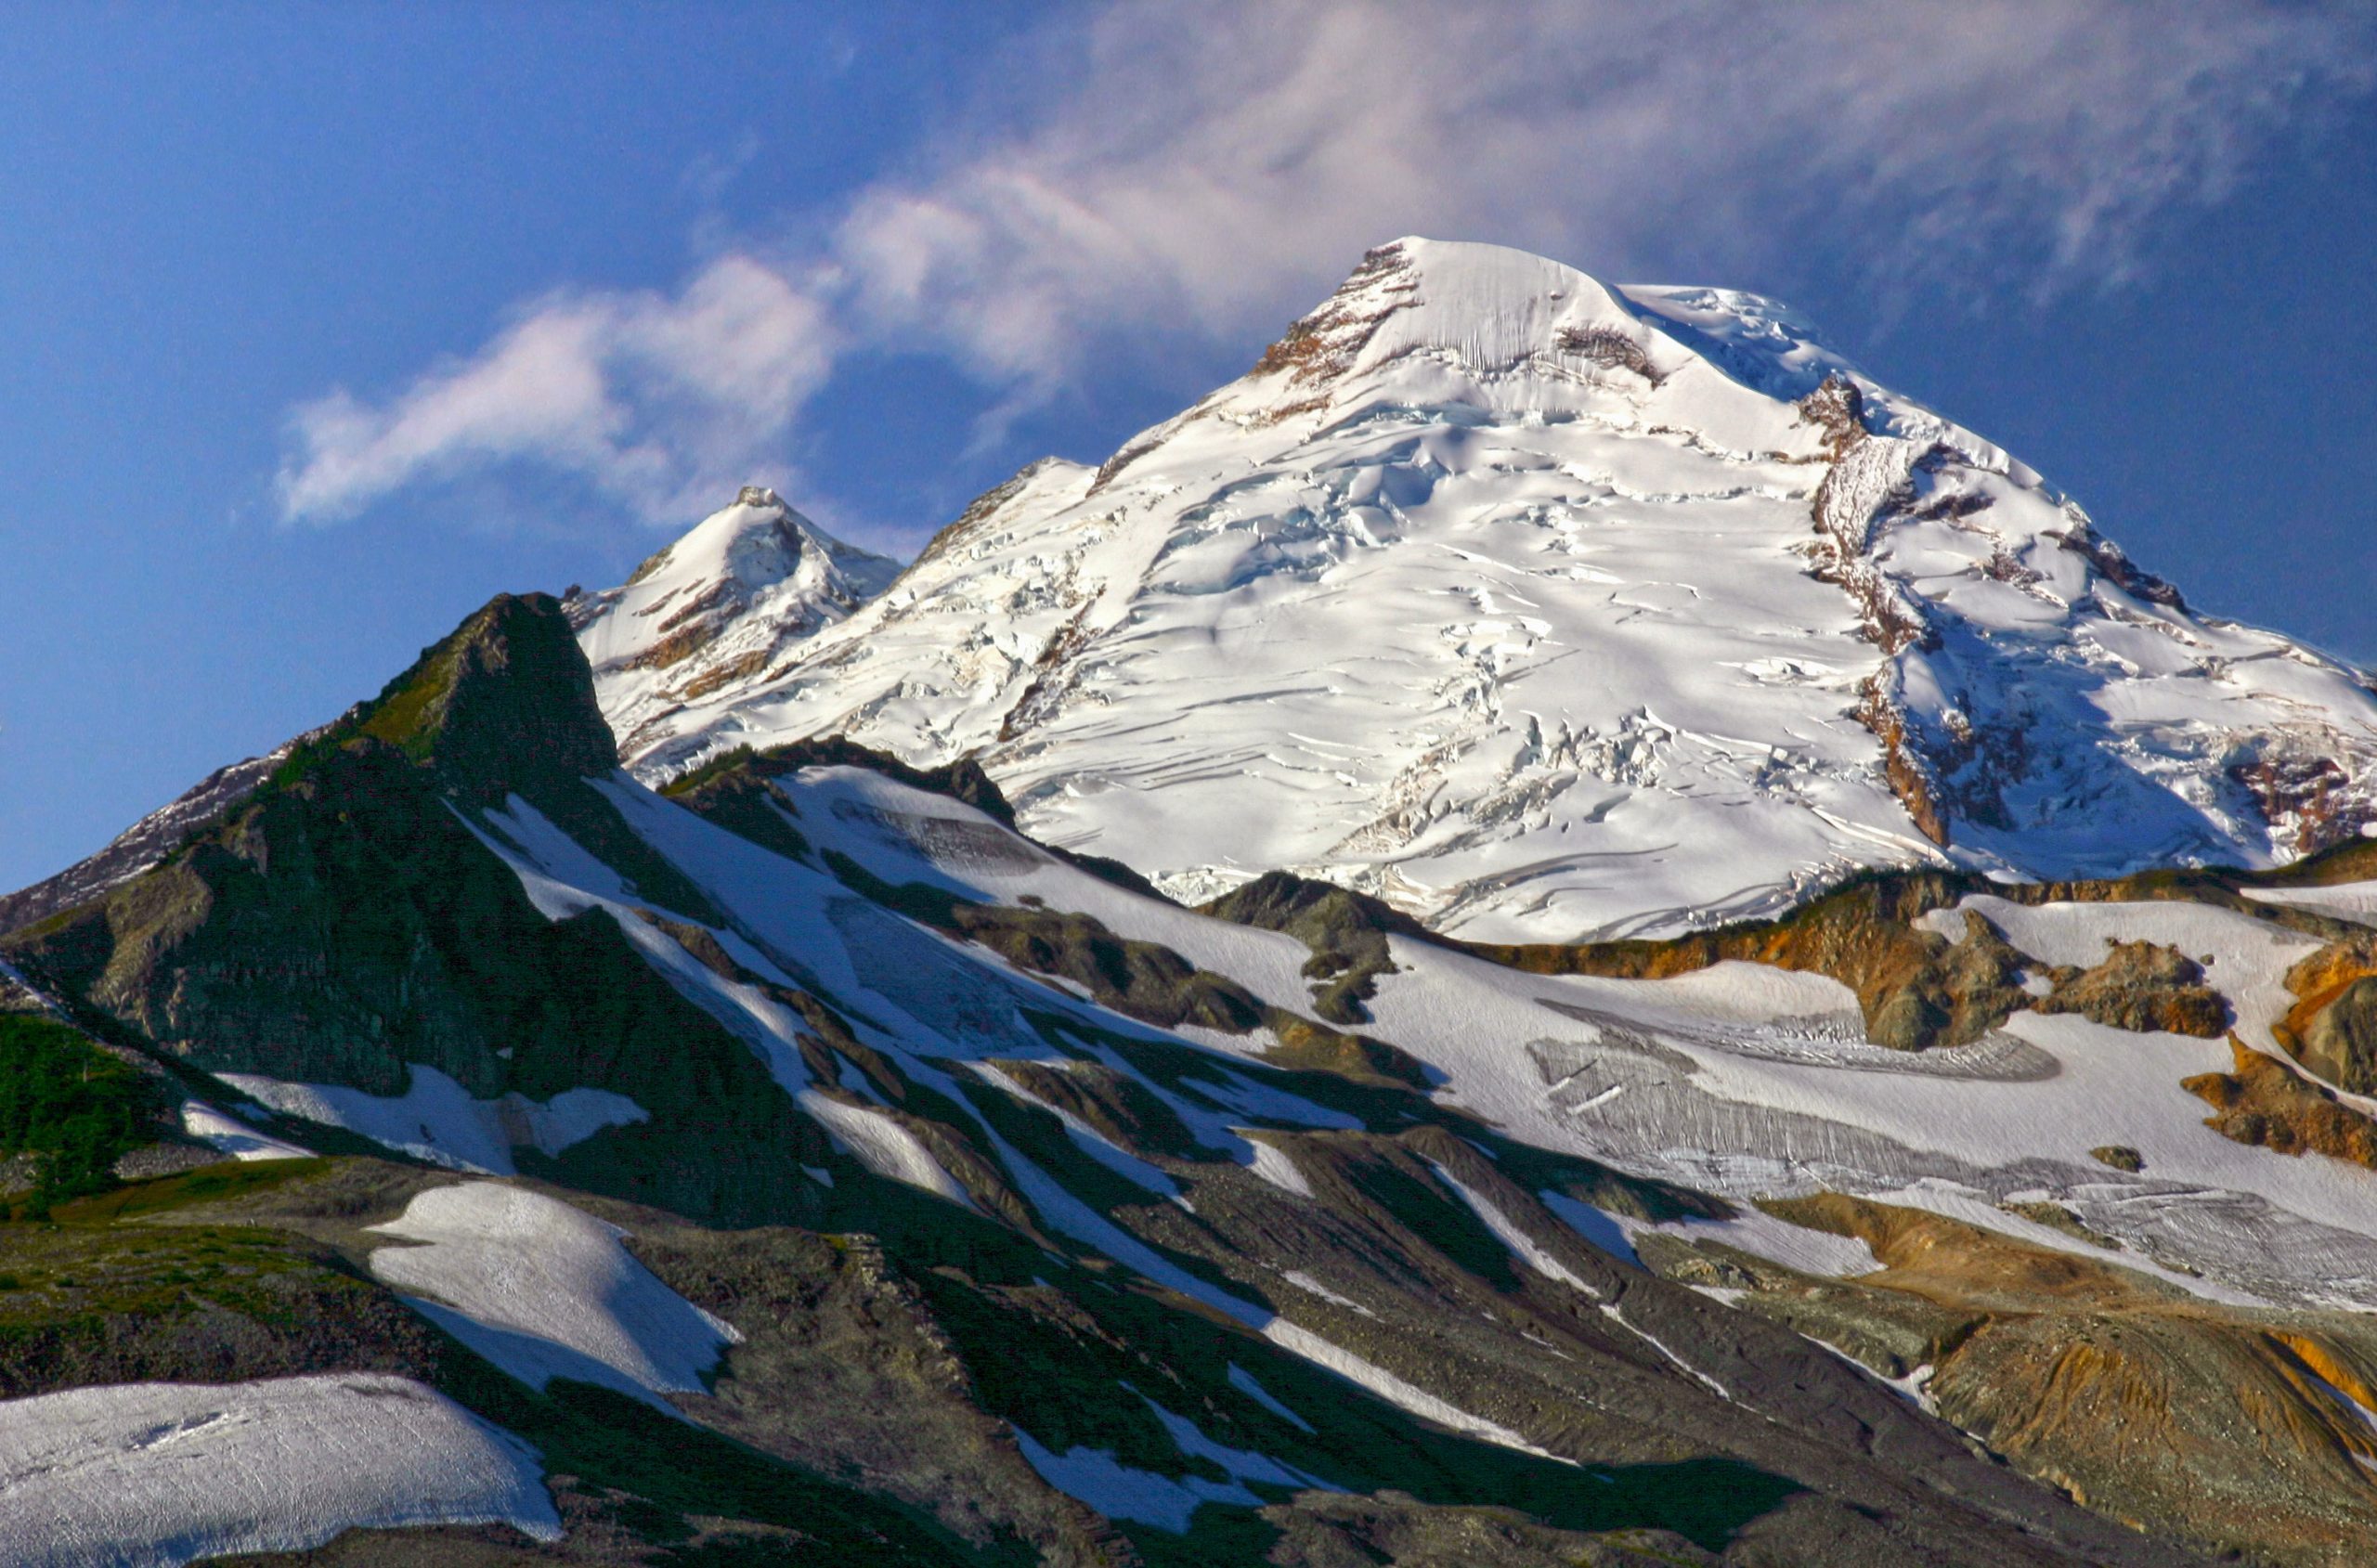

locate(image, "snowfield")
[[219, 1067, 646, 1175], [369, 1182, 739, 1408], [592, 238, 2377, 944], [471, 756, 2377, 1323], [0, 1374, 559, 1568]]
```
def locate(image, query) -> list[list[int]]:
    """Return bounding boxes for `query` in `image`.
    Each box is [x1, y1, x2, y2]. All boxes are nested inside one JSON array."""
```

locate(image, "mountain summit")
[[590, 238, 2377, 941], [569, 485, 900, 763]]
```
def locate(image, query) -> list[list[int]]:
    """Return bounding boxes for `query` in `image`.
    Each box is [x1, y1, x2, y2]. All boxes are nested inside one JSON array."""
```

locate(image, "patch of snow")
[[1619, 1206, 1882, 1280], [2245, 879, 2377, 931], [178, 1101, 313, 1163], [1238, 1134, 1313, 1198], [1279, 1272, 1372, 1316], [1536, 1192, 1641, 1267], [1259, 1320, 1569, 1462], [799, 1094, 975, 1209], [1600, 1303, 1730, 1399], [368, 1182, 739, 1409], [0, 1374, 559, 1568], [1809, 1340, 1937, 1414], [1026, 1384, 1341, 1532], [218, 1067, 646, 1177], [1227, 1363, 1316, 1433], [1430, 1162, 1594, 1293], [974, 1062, 1177, 1197], [1172, 1069, 1360, 1130]]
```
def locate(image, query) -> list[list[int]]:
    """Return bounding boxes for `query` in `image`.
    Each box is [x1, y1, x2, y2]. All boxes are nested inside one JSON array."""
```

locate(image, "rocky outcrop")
[[343, 591, 619, 803], [2034, 939, 2229, 1037], [0, 729, 328, 939], [2272, 935, 2377, 1092], [1201, 869, 1430, 1025], [1683, 1193, 2377, 1565], [2185, 1038, 2377, 1168], [1, 594, 834, 1226], [1469, 874, 2025, 1051]]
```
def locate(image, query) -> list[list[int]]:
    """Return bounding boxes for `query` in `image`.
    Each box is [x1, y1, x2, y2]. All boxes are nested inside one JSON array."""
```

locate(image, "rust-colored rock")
[[2184, 1037, 2377, 1168]]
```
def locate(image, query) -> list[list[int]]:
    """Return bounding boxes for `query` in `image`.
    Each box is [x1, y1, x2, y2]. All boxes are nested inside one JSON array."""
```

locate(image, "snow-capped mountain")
[[568, 486, 901, 764], [21, 585, 2377, 1565], [602, 238, 2377, 944]]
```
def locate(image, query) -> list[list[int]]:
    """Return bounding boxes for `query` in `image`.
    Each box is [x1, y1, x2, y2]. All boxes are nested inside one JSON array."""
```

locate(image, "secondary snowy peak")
[[599, 239, 2377, 941], [571, 486, 899, 760]]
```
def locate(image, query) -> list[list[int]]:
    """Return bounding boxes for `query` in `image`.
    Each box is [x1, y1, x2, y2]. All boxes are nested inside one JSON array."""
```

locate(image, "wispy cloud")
[[278, 254, 835, 525], [277, 0, 2374, 528]]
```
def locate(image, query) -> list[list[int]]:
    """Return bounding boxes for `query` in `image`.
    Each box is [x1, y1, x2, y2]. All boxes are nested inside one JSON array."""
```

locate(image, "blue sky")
[[4, 1, 2374, 890]]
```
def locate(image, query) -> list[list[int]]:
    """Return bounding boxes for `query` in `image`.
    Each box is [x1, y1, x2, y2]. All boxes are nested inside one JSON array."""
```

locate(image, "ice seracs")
[[591, 238, 2377, 942]]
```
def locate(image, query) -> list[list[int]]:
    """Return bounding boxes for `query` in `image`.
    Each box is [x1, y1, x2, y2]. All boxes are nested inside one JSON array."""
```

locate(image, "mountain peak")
[[346, 590, 617, 804], [1235, 238, 1662, 421], [588, 237, 2377, 941], [574, 490, 902, 762]]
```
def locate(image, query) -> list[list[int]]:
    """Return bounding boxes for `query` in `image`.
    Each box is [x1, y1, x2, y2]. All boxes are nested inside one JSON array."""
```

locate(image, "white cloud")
[[278, 254, 835, 525], [278, 0, 2372, 528], [839, 0, 2374, 375]]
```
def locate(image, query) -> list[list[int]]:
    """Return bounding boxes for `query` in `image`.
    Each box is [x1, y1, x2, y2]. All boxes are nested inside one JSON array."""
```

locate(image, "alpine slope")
[[587, 239, 2377, 943], [19, 591, 2377, 1562]]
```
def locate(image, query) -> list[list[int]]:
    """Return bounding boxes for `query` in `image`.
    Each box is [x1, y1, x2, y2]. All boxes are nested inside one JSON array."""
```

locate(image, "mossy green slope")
[[1, 593, 827, 1226]]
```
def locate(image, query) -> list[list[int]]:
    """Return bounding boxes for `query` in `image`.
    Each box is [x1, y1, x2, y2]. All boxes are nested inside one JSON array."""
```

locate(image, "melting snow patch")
[[1175, 1069, 1360, 1130], [1260, 1320, 1569, 1462], [1012, 1427, 1259, 1533], [369, 1183, 739, 1409], [1279, 1271, 1373, 1316], [799, 1093, 975, 1208], [1601, 1303, 1730, 1399], [1537, 1192, 1641, 1266], [1620, 1206, 1881, 1279], [1239, 1134, 1314, 1198], [1810, 1339, 1937, 1414], [218, 1068, 646, 1176], [1430, 1163, 1594, 1293], [1016, 1383, 1334, 1530], [0, 1374, 559, 1568], [178, 1101, 313, 1163], [974, 1063, 1177, 1197], [2245, 880, 2377, 931], [1227, 1363, 1316, 1433]]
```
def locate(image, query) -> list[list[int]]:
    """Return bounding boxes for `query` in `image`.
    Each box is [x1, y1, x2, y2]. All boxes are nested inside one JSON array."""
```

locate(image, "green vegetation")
[[0, 1194, 440, 1400], [58, 1157, 327, 1224], [0, 1016, 164, 1212]]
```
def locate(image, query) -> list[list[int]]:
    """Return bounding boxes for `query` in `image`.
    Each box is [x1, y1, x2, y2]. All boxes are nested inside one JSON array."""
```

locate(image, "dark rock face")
[[0, 594, 624, 949], [1, 592, 828, 1225], [2302, 975, 2377, 1092], [1201, 870, 1430, 1024], [341, 590, 619, 806]]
